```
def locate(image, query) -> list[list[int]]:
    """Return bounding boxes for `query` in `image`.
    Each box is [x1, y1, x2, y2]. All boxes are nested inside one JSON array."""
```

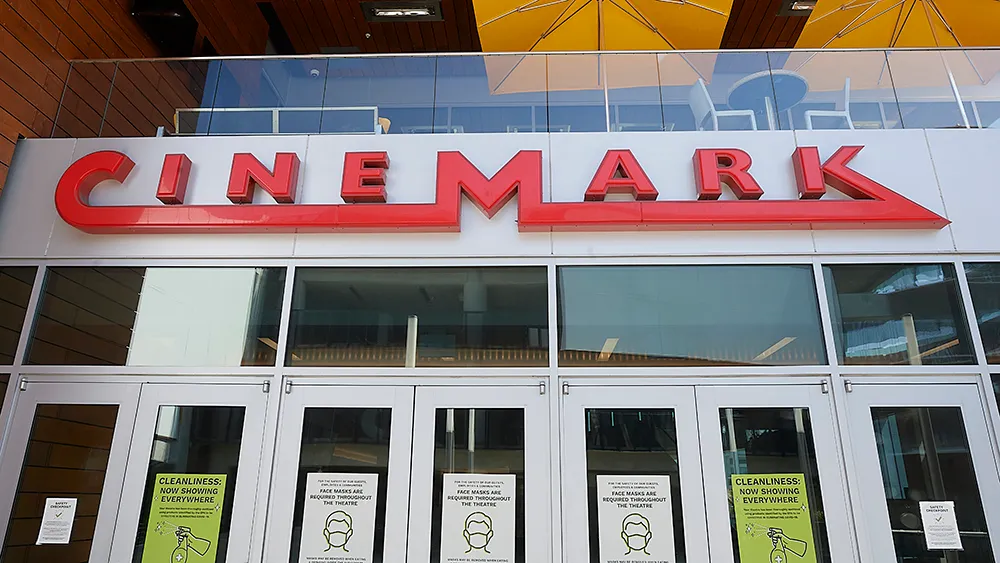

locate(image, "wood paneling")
[[183, 0, 269, 55], [720, 0, 808, 49], [0, 402, 117, 563], [269, 0, 481, 54]]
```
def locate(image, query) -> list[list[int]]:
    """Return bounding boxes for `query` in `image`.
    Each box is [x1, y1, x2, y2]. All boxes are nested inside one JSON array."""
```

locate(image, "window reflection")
[[287, 268, 548, 367], [1, 404, 118, 563], [0, 267, 36, 364], [585, 409, 687, 562], [824, 264, 974, 365], [431, 408, 525, 563], [871, 407, 994, 562], [719, 408, 831, 563], [26, 267, 284, 367], [964, 263, 1000, 363], [558, 266, 826, 366]]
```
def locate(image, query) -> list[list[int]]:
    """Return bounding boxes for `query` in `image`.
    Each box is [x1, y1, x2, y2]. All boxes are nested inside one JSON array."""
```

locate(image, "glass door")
[[560, 384, 708, 563], [0, 381, 140, 563], [265, 384, 414, 563], [844, 382, 1000, 563], [406, 384, 551, 563], [109, 382, 269, 563], [696, 383, 856, 563]]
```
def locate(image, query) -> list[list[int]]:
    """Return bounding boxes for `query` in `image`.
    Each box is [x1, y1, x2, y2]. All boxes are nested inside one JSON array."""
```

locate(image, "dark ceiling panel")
[[267, 0, 477, 54], [720, 0, 809, 49]]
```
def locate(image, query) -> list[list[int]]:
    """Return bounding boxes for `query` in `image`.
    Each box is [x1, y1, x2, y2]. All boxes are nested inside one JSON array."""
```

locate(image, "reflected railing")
[[52, 49, 1000, 138]]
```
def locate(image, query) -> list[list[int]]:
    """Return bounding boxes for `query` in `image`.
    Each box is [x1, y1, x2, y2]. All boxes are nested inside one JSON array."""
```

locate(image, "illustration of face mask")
[[621, 514, 652, 555], [323, 511, 354, 552], [463, 512, 495, 553]]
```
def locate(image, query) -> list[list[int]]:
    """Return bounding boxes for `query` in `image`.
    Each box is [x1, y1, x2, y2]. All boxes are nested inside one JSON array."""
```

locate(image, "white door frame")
[[843, 382, 1000, 563], [560, 384, 709, 563], [406, 383, 552, 563], [109, 382, 269, 563], [696, 382, 858, 563], [0, 381, 141, 563], [264, 383, 415, 563]]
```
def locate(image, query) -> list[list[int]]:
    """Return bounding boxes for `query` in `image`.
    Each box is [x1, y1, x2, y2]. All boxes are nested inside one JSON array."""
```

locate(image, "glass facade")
[[558, 265, 826, 366], [286, 267, 548, 367], [824, 264, 975, 365], [25, 267, 285, 367]]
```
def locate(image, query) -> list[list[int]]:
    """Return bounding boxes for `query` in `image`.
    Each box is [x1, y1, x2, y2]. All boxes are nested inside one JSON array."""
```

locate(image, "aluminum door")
[[0, 381, 140, 563], [406, 383, 551, 563], [109, 382, 269, 563], [265, 384, 414, 563], [560, 383, 708, 563], [697, 383, 857, 563], [844, 382, 1000, 563]]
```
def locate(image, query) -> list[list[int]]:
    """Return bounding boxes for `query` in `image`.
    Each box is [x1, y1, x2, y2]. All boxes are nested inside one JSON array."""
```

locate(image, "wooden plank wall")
[[0, 402, 118, 563], [0, 0, 268, 193]]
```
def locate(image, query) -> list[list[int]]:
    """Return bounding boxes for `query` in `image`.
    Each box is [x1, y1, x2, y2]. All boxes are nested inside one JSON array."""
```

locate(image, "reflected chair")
[[804, 78, 855, 130], [688, 78, 757, 131]]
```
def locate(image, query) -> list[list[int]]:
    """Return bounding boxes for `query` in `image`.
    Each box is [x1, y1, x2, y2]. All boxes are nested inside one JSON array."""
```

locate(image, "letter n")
[[227, 152, 300, 204]]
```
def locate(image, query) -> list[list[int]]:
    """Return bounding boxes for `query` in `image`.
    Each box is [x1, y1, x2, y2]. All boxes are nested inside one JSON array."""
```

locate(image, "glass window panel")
[[719, 407, 831, 563], [434, 55, 546, 134], [547, 54, 607, 133], [431, 408, 525, 562], [0, 267, 36, 364], [824, 264, 974, 365], [606, 54, 666, 132], [870, 407, 994, 562], [324, 57, 436, 135], [963, 263, 1000, 363], [585, 409, 687, 562], [203, 59, 329, 135], [1, 404, 118, 563], [775, 51, 902, 130], [26, 267, 285, 366], [558, 266, 826, 366], [289, 408, 391, 562], [286, 268, 548, 367], [888, 51, 973, 130], [132, 405, 245, 562]]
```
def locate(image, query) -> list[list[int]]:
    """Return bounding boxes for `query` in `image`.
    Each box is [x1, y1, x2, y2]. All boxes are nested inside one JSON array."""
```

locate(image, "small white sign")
[[299, 473, 379, 563], [920, 501, 963, 551], [440, 473, 516, 563], [36, 497, 77, 545], [597, 475, 674, 563]]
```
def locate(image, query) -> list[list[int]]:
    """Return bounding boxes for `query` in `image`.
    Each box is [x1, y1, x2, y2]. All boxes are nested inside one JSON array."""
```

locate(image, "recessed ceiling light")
[[778, 0, 817, 15], [362, 1, 443, 22], [374, 7, 432, 17]]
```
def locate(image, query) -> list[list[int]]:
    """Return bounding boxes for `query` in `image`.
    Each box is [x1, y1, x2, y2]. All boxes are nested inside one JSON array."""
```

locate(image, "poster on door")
[[140, 473, 227, 563], [440, 473, 516, 563], [731, 473, 817, 563], [299, 473, 379, 563], [596, 475, 674, 563]]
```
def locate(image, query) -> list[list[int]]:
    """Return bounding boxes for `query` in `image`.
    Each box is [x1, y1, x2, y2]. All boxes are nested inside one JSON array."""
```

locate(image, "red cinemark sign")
[[55, 146, 948, 233]]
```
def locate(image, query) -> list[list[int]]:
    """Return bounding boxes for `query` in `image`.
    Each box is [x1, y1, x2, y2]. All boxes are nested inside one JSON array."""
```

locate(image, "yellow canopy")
[[797, 0, 1000, 48], [485, 51, 720, 95], [475, 0, 733, 52]]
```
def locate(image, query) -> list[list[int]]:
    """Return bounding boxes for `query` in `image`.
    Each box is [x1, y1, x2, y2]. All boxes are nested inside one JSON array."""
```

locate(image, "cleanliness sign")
[[732, 473, 817, 563], [141, 473, 227, 563]]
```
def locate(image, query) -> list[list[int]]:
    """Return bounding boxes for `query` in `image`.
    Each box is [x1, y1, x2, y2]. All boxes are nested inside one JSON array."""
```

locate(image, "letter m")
[[436, 151, 542, 219]]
